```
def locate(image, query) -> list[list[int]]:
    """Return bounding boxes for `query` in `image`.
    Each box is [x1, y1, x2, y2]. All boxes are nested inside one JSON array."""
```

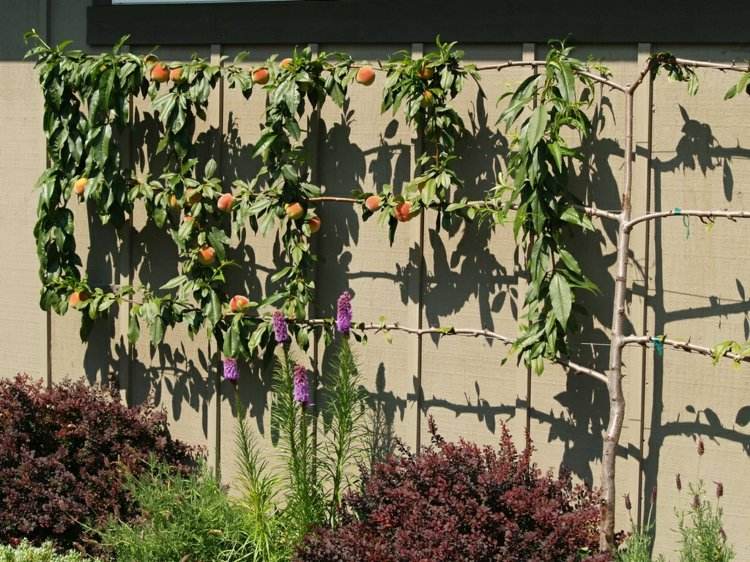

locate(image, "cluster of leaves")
[[493, 42, 600, 374], [26, 31, 144, 321], [378, 38, 479, 238], [235, 339, 368, 560], [724, 70, 750, 100], [0, 374, 195, 553], [711, 339, 750, 365], [297, 420, 607, 562], [97, 461, 255, 562], [223, 47, 355, 359], [650, 52, 699, 96]]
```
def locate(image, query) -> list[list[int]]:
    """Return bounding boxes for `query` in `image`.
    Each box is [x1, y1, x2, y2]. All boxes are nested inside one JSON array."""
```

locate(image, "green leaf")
[[248, 323, 267, 353], [150, 316, 165, 344], [127, 312, 140, 344], [525, 105, 548, 149], [160, 274, 188, 291], [209, 290, 222, 325], [549, 272, 573, 327], [252, 132, 277, 158], [558, 248, 582, 275]]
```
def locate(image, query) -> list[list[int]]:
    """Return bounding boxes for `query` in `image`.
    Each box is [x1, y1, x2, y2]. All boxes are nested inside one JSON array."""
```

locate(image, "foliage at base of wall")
[[0, 375, 196, 553], [297, 420, 609, 562], [0, 541, 92, 562], [97, 461, 254, 562]]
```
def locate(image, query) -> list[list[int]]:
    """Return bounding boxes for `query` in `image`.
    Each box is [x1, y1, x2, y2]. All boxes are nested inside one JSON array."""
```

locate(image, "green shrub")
[[677, 482, 733, 562], [0, 541, 91, 562], [97, 462, 254, 562]]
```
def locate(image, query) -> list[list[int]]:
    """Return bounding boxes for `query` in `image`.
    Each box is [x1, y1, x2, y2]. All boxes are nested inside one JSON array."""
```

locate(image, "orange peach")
[[365, 194, 382, 212], [356, 65, 376, 86], [168, 194, 181, 210], [73, 177, 87, 196], [395, 201, 414, 222], [197, 246, 216, 266], [217, 193, 235, 213], [230, 295, 251, 313], [308, 216, 321, 234], [69, 290, 90, 308], [421, 90, 434, 107], [280, 58, 293, 70], [285, 202, 304, 220], [169, 66, 184, 83], [252, 67, 270, 85], [150, 63, 170, 83]]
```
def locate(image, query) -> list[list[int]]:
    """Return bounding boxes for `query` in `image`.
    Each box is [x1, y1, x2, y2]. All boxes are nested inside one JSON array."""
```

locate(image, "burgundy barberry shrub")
[[0, 374, 195, 551], [297, 420, 609, 562]]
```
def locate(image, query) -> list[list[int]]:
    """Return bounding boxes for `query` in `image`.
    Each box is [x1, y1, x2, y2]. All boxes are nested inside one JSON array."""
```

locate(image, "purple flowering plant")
[[222, 357, 240, 383], [335, 291, 353, 335], [273, 310, 290, 343], [293, 363, 311, 406]]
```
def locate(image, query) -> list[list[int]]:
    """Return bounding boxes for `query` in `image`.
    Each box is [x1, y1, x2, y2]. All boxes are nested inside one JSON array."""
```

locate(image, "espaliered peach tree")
[[25, 31, 750, 552]]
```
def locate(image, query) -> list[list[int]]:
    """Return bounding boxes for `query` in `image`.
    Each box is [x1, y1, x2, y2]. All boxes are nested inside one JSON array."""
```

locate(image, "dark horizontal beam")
[[88, 0, 750, 46]]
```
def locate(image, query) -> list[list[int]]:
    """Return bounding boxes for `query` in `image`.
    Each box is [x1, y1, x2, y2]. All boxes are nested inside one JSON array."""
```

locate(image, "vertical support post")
[[635, 42, 654, 527], [411, 42, 425, 452], [116, 45, 133, 397], [40, 0, 52, 390], [209, 43, 224, 480], [307, 42, 321, 469], [601, 85, 636, 552], [521, 42, 536, 441]]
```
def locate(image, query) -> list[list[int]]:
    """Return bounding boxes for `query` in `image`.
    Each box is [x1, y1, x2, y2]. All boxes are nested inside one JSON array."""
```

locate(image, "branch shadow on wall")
[[631, 106, 750, 543]]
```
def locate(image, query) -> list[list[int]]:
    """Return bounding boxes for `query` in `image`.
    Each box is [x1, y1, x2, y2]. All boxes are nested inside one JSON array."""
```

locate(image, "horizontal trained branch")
[[309, 195, 622, 222], [623, 335, 750, 364], [672, 58, 750, 73], [625, 208, 750, 230], [302, 319, 608, 383]]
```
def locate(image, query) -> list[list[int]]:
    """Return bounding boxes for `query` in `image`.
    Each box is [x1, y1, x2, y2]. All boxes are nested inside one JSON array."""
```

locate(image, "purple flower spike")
[[293, 364, 310, 406], [222, 357, 240, 383], [335, 291, 353, 335], [272, 310, 290, 344]]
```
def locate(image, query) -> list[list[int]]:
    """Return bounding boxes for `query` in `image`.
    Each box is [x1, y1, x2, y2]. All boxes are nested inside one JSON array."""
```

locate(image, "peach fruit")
[[150, 63, 170, 83], [197, 246, 216, 266], [217, 193, 235, 213], [230, 295, 251, 313], [356, 65, 376, 86], [252, 67, 270, 85], [73, 177, 87, 196], [285, 202, 304, 220], [395, 201, 414, 222], [365, 194, 382, 212]]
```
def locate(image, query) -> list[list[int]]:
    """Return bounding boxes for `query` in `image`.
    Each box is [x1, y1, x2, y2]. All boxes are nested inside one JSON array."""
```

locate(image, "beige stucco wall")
[[2, 3, 749, 559]]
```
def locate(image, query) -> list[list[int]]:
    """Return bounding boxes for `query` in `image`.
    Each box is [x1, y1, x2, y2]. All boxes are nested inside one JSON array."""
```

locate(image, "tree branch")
[[308, 195, 621, 222], [672, 58, 750, 73], [625, 208, 750, 231], [302, 319, 607, 383], [623, 335, 750, 364], [475, 60, 627, 92]]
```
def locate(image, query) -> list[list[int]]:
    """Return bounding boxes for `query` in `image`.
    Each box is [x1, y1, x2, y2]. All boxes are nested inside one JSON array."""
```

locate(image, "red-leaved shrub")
[[0, 374, 195, 551], [297, 419, 609, 562]]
